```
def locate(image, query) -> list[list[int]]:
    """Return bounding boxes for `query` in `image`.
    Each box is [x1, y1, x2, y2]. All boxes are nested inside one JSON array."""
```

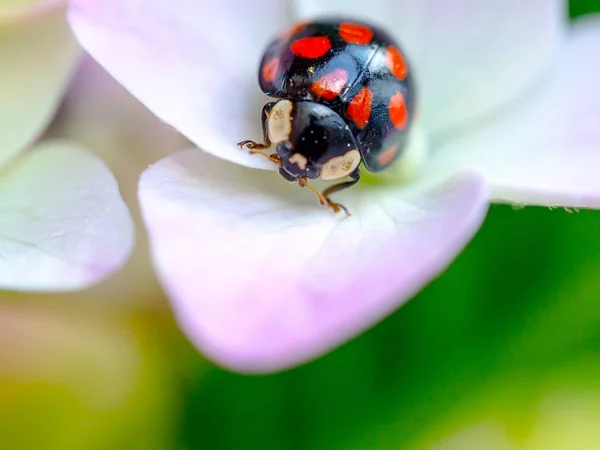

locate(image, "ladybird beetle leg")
[[298, 178, 326, 206], [246, 150, 281, 165], [320, 167, 361, 216], [237, 103, 274, 150], [237, 139, 271, 150]]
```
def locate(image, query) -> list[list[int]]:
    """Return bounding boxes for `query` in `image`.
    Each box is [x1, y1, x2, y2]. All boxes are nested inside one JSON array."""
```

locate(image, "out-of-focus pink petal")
[[138, 149, 489, 372], [0, 141, 134, 292], [0, 1, 79, 167], [433, 18, 600, 208], [67, 0, 289, 170], [44, 55, 189, 304], [294, 0, 566, 136]]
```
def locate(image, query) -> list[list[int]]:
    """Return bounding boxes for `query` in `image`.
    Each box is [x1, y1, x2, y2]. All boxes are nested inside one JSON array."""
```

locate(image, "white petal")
[[68, 0, 290, 169], [0, 1, 80, 167], [432, 18, 600, 208], [294, 0, 566, 135], [0, 141, 134, 291], [138, 149, 489, 372]]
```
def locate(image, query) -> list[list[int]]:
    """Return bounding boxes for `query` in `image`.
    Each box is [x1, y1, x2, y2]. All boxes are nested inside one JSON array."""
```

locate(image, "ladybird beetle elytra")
[[237, 18, 416, 214], [347, 86, 373, 129], [339, 23, 374, 45], [310, 68, 349, 100], [261, 57, 280, 83], [389, 91, 409, 130], [290, 36, 332, 58]]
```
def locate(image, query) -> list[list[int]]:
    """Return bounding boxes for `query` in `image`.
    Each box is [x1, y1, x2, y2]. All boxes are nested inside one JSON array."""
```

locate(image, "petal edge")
[[434, 16, 600, 208], [0, 141, 134, 292], [139, 149, 489, 372]]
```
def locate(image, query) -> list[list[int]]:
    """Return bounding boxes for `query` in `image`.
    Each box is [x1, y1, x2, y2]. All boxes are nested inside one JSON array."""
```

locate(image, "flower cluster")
[[6, 0, 600, 373]]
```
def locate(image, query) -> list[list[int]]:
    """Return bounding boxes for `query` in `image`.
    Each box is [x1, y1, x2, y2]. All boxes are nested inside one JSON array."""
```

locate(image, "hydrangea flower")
[[0, 0, 133, 291], [68, 0, 600, 372]]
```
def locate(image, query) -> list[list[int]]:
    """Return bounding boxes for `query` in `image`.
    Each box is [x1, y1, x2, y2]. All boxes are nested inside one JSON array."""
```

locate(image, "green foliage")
[[571, 0, 600, 17], [176, 205, 600, 449]]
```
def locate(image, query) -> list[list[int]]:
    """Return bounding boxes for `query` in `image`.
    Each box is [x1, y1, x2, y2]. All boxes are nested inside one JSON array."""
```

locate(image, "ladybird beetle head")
[[264, 99, 361, 182], [263, 99, 320, 180], [276, 142, 321, 180]]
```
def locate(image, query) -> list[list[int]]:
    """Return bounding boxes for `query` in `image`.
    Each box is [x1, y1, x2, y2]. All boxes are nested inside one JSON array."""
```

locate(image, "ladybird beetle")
[[238, 18, 415, 214]]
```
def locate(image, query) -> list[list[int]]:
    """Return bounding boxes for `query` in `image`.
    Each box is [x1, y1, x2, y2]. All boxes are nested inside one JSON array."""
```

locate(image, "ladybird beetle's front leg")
[[319, 167, 361, 216], [246, 150, 281, 165], [237, 139, 271, 150], [237, 102, 275, 150]]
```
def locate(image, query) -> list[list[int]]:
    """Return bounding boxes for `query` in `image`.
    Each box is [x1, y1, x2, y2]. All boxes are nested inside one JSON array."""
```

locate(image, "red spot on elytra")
[[347, 87, 373, 128], [339, 23, 373, 45], [385, 46, 408, 80], [378, 144, 399, 167], [291, 36, 332, 59], [310, 69, 349, 100], [262, 57, 279, 83], [389, 91, 408, 129]]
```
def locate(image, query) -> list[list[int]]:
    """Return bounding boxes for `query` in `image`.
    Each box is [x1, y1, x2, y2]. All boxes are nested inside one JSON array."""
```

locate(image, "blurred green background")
[[2, 2, 600, 449]]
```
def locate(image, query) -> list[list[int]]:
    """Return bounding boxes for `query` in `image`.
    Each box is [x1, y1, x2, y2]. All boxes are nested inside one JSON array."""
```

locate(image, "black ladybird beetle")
[[238, 18, 416, 214]]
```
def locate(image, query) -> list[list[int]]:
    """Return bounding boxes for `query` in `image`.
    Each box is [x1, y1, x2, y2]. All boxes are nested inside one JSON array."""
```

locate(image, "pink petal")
[[433, 18, 600, 208], [0, 141, 134, 292], [46, 55, 190, 303], [138, 149, 489, 372], [67, 0, 289, 170], [294, 0, 566, 136]]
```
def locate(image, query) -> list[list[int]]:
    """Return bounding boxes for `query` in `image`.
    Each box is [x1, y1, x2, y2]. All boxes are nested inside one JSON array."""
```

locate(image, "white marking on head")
[[289, 153, 308, 170], [267, 99, 293, 143], [321, 149, 361, 181]]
